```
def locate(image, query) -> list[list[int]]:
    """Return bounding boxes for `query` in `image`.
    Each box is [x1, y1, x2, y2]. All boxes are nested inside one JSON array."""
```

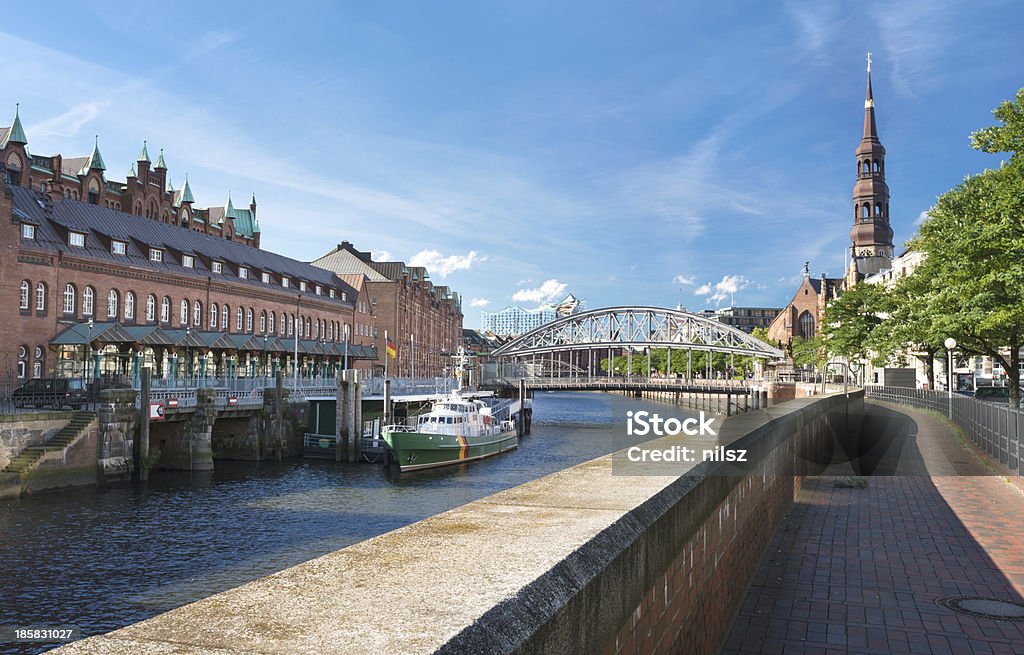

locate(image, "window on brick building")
[[239, 267, 248, 279], [236, 307, 243, 331], [212, 261, 223, 274], [282, 277, 290, 288], [182, 255, 194, 268], [315, 285, 322, 296], [17, 346, 26, 379], [280, 312, 286, 336], [210, 304, 218, 329], [36, 282, 46, 313], [261, 272, 270, 284], [33, 347, 43, 378], [83, 287, 95, 316], [288, 314, 294, 337], [63, 284, 76, 315], [194, 301, 202, 327], [149, 249, 163, 263], [305, 318, 310, 338], [260, 311, 266, 334], [221, 304, 229, 331], [268, 312, 275, 334], [111, 240, 126, 255], [329, 289, 335, 299], [19, 281, 29, 310], [69, 232, 85, 248], [21, 224, 35, 240], [342, 292, 347, 301], [161, 297, 170, 323], [124, 292, 135, 321], [299, 281, 307, 292], [180, 300, 189, 326], [246, 308, 253, 332], [108, 290, 118, 318], [146, 295, 156, 322]]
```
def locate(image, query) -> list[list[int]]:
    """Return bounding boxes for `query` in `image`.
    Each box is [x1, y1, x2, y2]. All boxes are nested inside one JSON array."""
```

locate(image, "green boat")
[[383, 392, 518, 472]]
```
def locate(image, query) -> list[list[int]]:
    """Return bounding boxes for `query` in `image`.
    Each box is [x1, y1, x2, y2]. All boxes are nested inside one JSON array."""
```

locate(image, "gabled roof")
[[81, 137, 106, 174], [311, 245, 390, 282], [9, 186, 357, 304]]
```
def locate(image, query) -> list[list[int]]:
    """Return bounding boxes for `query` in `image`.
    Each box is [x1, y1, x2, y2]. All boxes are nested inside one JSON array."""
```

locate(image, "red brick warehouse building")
[[0, 106, 379, 386]]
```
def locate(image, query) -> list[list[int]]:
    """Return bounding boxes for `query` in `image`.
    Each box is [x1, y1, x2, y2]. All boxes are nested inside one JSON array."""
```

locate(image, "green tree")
[[870, 272, 946, 389], [821, 282, 886, 366], [791, 335, 826, 369], [911, 88, 1024, 407]]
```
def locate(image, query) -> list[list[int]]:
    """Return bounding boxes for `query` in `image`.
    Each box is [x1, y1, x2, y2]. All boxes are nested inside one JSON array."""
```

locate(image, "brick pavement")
[[723, 400, 1024, 655]]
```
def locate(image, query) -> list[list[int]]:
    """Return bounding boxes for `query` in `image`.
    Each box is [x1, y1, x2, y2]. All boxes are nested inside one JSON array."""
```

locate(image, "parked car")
[[10, 378, 90, 410], [974, 386, 1010, 403]]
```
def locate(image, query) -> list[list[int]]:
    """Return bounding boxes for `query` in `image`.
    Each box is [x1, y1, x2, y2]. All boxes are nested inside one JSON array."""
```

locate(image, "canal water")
[[0, 392, 692, 654]]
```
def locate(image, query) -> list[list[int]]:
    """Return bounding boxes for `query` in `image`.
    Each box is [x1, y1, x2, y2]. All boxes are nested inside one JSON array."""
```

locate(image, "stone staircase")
[[1, 411, 96, 475]]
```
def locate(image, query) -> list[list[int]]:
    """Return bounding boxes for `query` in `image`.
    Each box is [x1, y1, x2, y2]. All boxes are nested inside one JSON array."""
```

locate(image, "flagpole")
[[384, 329, 389, 379]]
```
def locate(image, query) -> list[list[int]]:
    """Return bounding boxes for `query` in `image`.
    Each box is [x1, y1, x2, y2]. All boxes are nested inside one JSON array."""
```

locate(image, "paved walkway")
[[723, 400, 1024, 655]]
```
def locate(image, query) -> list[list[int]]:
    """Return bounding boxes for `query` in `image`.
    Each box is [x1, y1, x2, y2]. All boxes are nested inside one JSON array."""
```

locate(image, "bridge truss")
[[488, 306, 783, 381]]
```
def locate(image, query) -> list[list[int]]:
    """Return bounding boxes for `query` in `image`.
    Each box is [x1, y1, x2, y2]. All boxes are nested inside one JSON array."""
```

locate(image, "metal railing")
[[866, 385, 1022, 476]]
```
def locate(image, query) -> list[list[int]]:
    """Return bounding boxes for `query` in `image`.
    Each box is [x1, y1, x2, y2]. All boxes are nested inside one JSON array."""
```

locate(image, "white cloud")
[[914, 210, 930, 226], [673, 274, 696, 286], [694, 274, 751, 306], [28, 101, 109, 140], [469, 298, 490, 307], [512, 279, 568, 305], [374, 249, 394, 262], [408, 249, 483, 277]]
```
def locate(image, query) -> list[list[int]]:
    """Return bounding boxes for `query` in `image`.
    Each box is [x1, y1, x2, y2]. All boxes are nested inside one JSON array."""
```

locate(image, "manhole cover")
[[935, 595, 1024, 621]]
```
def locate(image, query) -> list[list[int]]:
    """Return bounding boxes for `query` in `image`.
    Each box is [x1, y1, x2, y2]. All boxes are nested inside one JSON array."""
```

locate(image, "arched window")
[[161, 296, 170, 323], [873, 160, 879, 173], [210, 303, 218, 329], [180, 299, 189, 326], [862, 203, 870, 219], [246, 308, 253, 332], [305, 318, 310, 339], [146, 294, 156, 322], [33, 346, 43, 378], [260, 310, 266, 334], [63, 283, 76, 315], [268, 312, 275, 335], [280, 313, 286, 336], [36, 282, 46, 312], [288, 314, 294, 337], [862, 160, 870, 174], [108, 290, 119, 318], [17, 345, 26, 379], [798, 311, 815, 339], [875, 204, 882, 216], [83, 287, 95, 316], [124, 292, 135, 320], [193, 301, 202, 327], [236, 307, 243, 331], [19, 280, 29, 310], [221, 304, 229, 330]]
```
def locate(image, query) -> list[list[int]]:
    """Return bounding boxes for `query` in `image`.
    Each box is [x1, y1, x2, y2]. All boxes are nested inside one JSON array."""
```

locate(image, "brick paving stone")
[[722, 401, 1024, 655]]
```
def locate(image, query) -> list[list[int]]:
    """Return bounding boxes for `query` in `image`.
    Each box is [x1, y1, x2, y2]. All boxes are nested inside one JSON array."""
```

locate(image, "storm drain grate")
[[934, 595, 1024, 621]]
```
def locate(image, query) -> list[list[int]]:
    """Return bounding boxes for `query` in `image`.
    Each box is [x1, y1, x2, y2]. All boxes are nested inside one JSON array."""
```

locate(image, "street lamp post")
[[86, 318, 94, 384], [945, 337, 957, 419]]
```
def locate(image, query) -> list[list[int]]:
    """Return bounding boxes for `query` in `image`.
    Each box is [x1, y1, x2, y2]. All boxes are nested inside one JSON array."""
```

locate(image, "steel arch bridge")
[[490, 306, 785, 360]]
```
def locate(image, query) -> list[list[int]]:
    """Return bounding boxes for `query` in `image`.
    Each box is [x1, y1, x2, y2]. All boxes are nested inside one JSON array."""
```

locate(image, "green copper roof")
[[167, 177, 174, 192], [138, 140, 150, 162], [181, 175, 195, 204], [155, 148, 167, 169], [2, 104, 28, 147], [80, 136, 106, 174], [250, 192, 256, 205], [253, 218, 261, 233], [223, 192, 256, 238], [128, 162, 137, 178]]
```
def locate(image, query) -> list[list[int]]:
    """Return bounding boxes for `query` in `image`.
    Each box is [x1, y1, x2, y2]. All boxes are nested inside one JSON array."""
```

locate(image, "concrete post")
[[383, 378, 392, 429], [134, 368, 150, 482], [352, 372, 362, 463], [336, 370, 347, 463], [276, 371, 284, 461]]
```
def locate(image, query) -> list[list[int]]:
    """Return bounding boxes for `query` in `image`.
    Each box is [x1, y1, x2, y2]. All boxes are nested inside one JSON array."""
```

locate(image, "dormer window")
[[299, 281, 307, 292], [342, 292, 347, 301], [68, 231, 86, 247], [282, 277, 290, 288], [182, 254, 194, 268], [261, 272, 270, 284], [212, 261, 223, 274], [21, 224, 35, 240], [315, 285, 322, 295], [149, 248, 163, 262], [329, 289, 336, 299], [239, 266, 248, 279], [111, 240, 126, 255]]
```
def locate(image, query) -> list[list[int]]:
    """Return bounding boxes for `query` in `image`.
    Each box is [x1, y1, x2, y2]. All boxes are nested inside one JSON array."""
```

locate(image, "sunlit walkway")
[[723, 401, 1024, 655]]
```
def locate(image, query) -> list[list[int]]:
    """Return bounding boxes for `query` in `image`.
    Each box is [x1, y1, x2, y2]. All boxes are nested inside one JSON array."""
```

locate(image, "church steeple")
[[848, 52, 894, 280], [1, 104, 28, 147]]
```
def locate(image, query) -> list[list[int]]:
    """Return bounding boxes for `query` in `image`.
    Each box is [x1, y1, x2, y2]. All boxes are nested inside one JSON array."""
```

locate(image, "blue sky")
[[3, 1, 1021, 327]]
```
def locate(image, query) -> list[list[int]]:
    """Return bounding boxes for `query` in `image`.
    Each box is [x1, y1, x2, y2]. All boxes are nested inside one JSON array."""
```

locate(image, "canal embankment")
[[50, 390, 862, 655]]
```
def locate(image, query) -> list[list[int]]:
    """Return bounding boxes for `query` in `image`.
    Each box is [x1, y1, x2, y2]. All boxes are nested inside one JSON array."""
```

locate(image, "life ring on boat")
[[483, 415, 492, 425]]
